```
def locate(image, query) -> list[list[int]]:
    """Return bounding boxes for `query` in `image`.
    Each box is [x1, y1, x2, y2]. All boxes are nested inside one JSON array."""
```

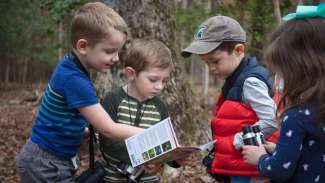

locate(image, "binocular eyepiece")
[[116, 163, 144, 183], [242, 125, 266, 146]]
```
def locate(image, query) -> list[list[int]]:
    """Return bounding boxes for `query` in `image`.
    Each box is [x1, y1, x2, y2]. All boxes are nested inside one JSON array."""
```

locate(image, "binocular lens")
[[242, 125, 266, 146]]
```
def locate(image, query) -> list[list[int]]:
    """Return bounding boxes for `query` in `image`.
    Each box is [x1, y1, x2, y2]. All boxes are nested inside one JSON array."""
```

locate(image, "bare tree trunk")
[[186, 0, 196, 77], [97, 0, 209, 146], [13, 63, 17, 82], [272, 0, 282, 25], [210, 0, 218, 15], [58, 21, 63, 61], [5, 63, 10, 89], [202, 64, 209, 97], [92, 67, 121, 100], [190, 58, 195, 76], [22, 58, 28, 84]]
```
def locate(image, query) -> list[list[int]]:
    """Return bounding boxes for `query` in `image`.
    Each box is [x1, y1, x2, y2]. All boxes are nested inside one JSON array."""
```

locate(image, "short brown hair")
[[125, 39, 173, 74], [71, 2, 128, 48], [216, 41, 245, 54]]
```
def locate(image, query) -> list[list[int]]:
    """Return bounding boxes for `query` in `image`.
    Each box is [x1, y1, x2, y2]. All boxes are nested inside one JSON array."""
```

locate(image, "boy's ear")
[[76, 39, 89, 55], [124, 66, 136, 80], [234, 43, 245, 55]]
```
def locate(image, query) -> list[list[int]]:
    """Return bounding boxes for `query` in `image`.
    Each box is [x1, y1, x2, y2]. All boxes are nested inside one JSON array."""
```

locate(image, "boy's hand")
[[264, 141, 276, 154], [143, 162, 163, 175], [241, 145, 267, 165], [233, 132, 244, 150]]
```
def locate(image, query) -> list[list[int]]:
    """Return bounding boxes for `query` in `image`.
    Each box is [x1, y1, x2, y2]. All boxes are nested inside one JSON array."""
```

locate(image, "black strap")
[[89, 124, 96, 168]]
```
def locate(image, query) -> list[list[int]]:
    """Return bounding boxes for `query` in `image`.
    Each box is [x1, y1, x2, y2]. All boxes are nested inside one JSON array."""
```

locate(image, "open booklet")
[[125, 117, 216, 167]]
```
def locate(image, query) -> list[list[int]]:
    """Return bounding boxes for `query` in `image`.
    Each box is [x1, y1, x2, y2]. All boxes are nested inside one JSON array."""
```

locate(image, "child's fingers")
[[241, 145, 250, 156], [265, 141, 275, 146], [143, 162, 163, 174], [241, 146, 250, 163], [263, 141, 276, 153], [264, 144, 273, 148], [242, 145, 253, 151]]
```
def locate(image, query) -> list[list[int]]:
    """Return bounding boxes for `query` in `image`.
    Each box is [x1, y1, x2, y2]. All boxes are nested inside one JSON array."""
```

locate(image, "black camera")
[[202, 152, 231, 183], [242, 125, 265, 146], [75, 161, 106, 183], [202, 153, 214, 173], [116, 163, 144, 183]]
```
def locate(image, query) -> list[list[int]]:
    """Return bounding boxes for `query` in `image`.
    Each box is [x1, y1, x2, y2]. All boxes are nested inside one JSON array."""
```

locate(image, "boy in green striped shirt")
[[100, 39, 180, 183]]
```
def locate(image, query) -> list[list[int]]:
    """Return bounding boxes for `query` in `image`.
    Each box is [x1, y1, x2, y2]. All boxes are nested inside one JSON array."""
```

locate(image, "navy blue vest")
[[222, 57, 274, 102]]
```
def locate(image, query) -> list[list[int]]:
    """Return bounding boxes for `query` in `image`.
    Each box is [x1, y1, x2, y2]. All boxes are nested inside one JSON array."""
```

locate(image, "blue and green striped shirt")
[[31, 53, 98, 158]]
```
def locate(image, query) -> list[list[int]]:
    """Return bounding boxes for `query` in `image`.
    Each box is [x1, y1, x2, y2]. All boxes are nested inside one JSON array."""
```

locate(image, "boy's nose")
[[155, 82, 164, 90], [112, 53, 119, 62]]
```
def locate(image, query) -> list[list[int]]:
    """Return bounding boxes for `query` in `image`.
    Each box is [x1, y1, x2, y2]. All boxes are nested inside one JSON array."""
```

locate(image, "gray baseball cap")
[[181, 16, 246, 57]]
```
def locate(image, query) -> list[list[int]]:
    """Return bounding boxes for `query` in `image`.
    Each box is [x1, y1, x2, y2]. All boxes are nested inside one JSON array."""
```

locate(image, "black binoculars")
[[242, 125, 266, 146]]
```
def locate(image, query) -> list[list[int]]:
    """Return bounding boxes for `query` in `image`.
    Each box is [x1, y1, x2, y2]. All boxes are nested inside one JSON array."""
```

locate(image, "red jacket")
[[211, 93, 260, 176], [211, 93, 279, 176]]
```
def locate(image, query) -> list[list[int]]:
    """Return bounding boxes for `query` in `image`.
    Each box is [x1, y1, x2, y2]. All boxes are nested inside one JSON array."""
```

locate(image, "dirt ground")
[[0, 84, 218, 183]]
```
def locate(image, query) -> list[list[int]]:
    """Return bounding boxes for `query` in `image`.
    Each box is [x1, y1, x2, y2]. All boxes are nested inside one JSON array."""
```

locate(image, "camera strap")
[[89, 124, 96, 168], [75, 125, 106, 183]]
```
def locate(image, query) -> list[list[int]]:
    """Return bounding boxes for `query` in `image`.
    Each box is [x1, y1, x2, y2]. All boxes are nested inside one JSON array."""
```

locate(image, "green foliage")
[[0, 0, 91, 68], [281, 0, 295, 16], [216, 0, 286, 59], [39, 0, 91, 64], [176, 0, 292, 61], [176, 1, 211, 43], [0, 0, 56, 63], [40, 0, 91, 21]]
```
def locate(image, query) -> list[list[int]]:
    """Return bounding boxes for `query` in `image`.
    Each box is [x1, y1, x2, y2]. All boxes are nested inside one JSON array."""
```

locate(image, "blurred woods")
[[1, 1, 322, 182], [0, 0, 300, 87], [1, 0, 313, 143]]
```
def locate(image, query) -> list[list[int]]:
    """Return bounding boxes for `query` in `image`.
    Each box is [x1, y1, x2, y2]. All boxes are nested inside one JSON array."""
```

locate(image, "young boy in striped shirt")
[[99, 39, 182, 183]]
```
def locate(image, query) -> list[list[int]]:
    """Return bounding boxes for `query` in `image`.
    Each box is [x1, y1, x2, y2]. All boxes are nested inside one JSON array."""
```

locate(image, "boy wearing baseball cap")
[[182, 16, 278, 183]]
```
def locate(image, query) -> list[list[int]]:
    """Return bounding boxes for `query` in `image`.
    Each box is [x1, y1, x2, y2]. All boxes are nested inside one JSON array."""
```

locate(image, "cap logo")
[[195, 26, 206, 40]]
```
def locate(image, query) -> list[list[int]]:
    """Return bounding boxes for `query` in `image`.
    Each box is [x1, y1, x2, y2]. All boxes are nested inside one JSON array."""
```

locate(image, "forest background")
[[0, 0, 322, 182]]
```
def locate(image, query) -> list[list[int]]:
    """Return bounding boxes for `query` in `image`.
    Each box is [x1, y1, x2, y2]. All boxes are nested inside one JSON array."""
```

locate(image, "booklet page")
[[125, 118, 177, 167]]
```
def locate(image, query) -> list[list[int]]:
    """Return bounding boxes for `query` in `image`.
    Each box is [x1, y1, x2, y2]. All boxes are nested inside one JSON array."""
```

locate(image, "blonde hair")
[[125, 39, 173, 74], [71, 2, 128, 48]]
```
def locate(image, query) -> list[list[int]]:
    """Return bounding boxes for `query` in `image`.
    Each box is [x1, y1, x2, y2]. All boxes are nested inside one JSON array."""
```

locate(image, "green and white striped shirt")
[[100, 87, 169, 183]]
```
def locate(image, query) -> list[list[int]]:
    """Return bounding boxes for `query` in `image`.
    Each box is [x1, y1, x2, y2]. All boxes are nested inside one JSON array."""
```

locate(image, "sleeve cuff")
[[258, 153, 270, 171]]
